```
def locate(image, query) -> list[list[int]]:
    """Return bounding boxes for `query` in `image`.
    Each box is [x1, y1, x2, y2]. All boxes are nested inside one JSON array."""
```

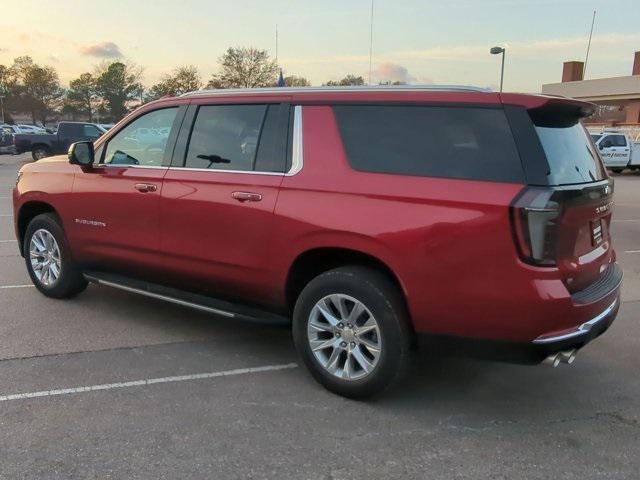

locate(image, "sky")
[[1, 0, 639, 92]]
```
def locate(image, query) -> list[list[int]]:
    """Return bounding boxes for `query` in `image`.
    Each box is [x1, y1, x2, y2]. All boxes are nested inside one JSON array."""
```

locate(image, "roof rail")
[[180, 84, 492, 98]]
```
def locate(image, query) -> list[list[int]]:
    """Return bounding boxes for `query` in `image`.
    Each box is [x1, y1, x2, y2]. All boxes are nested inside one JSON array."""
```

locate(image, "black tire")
[[23, 213, 87, 298], [610, 168, 624, 174], [32, 145, 51, 161], [292, 266, 411, 399]]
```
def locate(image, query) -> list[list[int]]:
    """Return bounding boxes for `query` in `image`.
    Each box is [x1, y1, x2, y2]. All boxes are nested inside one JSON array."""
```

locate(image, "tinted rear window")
[[534, 121, 606, 185], [333, 105, 524, 183]]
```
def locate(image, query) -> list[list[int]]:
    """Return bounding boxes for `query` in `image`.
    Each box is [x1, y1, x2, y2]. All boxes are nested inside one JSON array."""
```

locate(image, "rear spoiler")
[[501, 93, 595, 127]]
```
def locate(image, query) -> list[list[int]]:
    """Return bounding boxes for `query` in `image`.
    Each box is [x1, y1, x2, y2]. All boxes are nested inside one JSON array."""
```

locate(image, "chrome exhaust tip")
[[543, 353, 561, 367], [558, 349, 577, 365]]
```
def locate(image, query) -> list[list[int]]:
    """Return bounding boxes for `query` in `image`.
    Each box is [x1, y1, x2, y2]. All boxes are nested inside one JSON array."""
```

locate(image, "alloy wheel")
[[307, 294, 382, 380], [29, 228, 62, 286]]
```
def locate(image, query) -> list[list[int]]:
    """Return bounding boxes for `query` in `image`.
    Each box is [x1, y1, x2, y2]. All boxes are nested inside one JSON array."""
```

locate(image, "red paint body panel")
[[12, 89, 619, 347]]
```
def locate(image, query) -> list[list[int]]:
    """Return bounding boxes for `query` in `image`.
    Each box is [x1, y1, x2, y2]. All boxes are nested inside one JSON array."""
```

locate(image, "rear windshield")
[[590, 134, 602, 143], [333, 105, 524, 183], [534, 121, 607, 185]]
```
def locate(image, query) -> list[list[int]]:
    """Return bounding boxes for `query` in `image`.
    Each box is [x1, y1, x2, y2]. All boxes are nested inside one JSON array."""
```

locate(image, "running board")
[[83, 271, 290, 326]]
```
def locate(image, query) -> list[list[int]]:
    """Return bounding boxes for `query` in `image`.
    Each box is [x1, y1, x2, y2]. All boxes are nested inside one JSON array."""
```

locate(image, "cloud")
[[79, 42, 122, 58], [372, 62, 415, 83]]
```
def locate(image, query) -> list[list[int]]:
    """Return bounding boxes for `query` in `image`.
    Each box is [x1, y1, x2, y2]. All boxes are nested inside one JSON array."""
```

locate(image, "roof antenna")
[[368, 0, 374, 85], [583, 10, 596, 79]]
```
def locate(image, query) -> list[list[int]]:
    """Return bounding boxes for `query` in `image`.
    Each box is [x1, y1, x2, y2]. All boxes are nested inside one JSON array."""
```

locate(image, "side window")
[[184, 105, 266, 171], [611, 135, 627, 147], [83, 125, 103, 138], [254, 105, 290, 172], [103, 108, 178, 167], [333, 105, 524, 183]]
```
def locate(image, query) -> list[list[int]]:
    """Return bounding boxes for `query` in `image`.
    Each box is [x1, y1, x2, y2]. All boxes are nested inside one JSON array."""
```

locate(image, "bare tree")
[[284, 75, 311, 87], [207, 47, 278, 89], [324, 74, 365, 86], [147, 65, 202, 100]]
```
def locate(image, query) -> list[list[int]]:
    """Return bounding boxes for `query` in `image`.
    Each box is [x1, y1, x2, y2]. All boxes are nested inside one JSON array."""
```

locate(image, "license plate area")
[[591, 219, 603, 246]]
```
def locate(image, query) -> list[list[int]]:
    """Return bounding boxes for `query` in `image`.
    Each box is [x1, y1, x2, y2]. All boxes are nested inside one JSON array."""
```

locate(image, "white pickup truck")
[[590, 130, 640, 173]]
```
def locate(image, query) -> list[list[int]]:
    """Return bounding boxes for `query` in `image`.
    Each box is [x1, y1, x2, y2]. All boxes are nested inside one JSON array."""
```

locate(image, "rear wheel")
[[32, 146, 51, 161], [292, 266, 411, 399], [24, 213, 87, 298]]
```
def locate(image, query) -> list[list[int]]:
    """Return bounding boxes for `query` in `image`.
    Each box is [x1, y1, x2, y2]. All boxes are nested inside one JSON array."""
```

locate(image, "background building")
[[541, 51, 640, 127]]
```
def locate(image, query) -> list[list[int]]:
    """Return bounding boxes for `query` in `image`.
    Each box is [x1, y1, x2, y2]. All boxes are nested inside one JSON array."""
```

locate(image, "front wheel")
[[292, 266, 411, 399], [609, 168, 624, 174], [32, 146, 51, 161], [24, 213, 87, 298]]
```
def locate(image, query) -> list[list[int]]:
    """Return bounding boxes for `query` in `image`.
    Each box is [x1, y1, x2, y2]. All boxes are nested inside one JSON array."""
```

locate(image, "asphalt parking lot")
[[1, 153, 639, 479]]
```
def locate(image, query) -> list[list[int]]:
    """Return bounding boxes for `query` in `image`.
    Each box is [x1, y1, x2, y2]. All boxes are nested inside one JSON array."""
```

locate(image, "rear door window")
[[332, 105, 524, 183], [534, 121, 606, 185], [181, 104, 289, 173]]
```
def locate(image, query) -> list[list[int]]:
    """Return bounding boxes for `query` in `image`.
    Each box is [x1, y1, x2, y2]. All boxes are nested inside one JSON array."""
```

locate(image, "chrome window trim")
[[288, 105, 303, 176], [532, 298, 618, 344], [93, 164, 169, 170]]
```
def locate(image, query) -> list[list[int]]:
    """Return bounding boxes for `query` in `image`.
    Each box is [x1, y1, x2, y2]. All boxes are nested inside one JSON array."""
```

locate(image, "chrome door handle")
[[134, 183, 157, 193], [231, 191, 262, 202]]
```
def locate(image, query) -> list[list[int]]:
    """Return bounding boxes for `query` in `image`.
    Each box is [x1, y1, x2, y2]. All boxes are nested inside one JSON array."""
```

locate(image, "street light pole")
[[490, 46, 506, 93], [0, 95, 5, 124]]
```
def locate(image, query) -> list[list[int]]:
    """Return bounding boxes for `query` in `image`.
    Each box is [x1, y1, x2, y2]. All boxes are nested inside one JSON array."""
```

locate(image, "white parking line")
[[613, 219, 640, 223], [0, 214, 13, 217], [625, 250, 640, 254], [0, 239, 17, 243], [0, 284, 34, 289], [0, 363, 298, 402]]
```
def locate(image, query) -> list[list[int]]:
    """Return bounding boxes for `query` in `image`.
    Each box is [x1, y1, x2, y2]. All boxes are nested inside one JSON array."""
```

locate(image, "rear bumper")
[[417, 293, 620, 364]]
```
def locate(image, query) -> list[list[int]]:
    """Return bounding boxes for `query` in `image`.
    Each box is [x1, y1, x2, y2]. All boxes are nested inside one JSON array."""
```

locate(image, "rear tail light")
[[510, 187, 560, 266]]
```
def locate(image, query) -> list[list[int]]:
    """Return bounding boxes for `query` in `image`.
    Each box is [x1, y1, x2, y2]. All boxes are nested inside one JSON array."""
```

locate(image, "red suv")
[[12, 86, 622, 398]]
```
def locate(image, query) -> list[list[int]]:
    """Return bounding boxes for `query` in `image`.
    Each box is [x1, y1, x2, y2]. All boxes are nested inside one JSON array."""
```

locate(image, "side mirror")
[[68, 141, 94, 166], [598, 143, 604, 151]]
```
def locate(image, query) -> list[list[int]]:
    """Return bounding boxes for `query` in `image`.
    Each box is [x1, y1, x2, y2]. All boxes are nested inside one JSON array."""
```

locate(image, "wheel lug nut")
[[335, 332, 340, 337], [338, 323, 344, 328], [350, 342, 356, 348], [340, 341, 347, 348], [347, 323, 352, 328]]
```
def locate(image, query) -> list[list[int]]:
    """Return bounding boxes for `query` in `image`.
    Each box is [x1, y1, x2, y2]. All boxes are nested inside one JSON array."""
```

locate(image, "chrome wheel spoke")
[[355, 318, 377, 336], [310, 337, 338, 352], [316, 299, 340, 327], [324, 347, 342, 374], [358, 335, 381, 354], [347, 301, 365, 325], [351, 345, 375, 374], [342, 352, 352, 379]]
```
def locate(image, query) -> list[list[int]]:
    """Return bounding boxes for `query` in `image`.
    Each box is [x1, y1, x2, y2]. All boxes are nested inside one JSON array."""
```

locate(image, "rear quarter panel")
[[275, 105, 565, 341]]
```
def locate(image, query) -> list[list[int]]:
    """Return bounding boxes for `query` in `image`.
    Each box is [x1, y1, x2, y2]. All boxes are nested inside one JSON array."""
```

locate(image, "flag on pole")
[[277, 70, 285, 87]]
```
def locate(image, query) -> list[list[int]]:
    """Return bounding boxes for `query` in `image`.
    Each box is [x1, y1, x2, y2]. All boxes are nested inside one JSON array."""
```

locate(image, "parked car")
[[14, 121, 106, 160], [590, 130, 640, 173], [0, 126, 16, 154], [17, 124, 47, 134], [12, 86, 621, 398]]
